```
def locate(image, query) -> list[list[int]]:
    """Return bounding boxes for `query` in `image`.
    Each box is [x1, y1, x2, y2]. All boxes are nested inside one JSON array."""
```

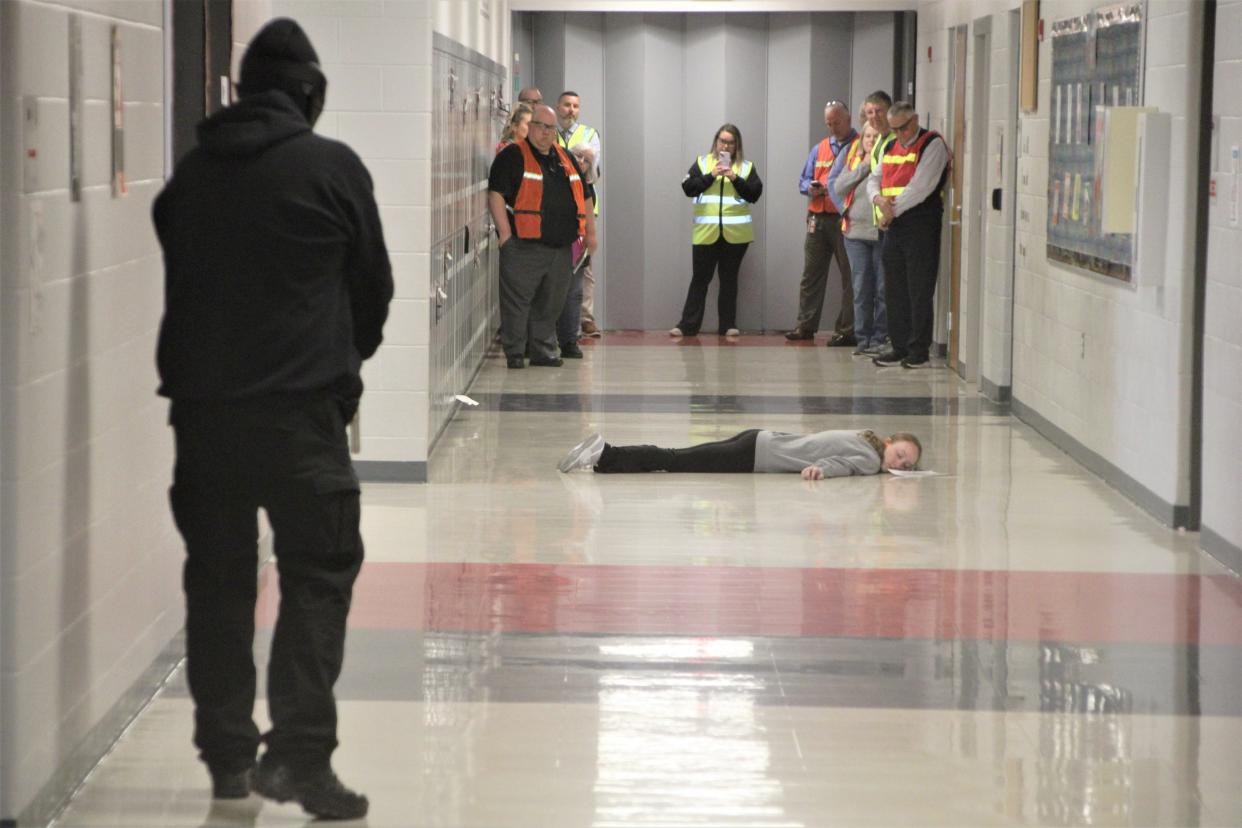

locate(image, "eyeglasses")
[[717, 137, 737, 145], [529, 121, 556, 131], [891, 118, 917, 134]]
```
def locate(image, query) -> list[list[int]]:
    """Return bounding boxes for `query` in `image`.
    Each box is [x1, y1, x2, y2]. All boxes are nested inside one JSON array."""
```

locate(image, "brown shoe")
[[581, 321, 600, 337], [784, 330, 814, 341]]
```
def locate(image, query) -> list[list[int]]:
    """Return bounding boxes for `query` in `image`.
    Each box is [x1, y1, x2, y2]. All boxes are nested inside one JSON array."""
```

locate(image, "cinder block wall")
[[0, 1, 182, 821]]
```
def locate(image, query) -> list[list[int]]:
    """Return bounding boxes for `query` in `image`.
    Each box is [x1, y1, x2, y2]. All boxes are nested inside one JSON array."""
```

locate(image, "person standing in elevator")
[[671, 124, 764, 338], [153, 18, 391, 820], [554, 90, 604, 342], [866, 102, 949, 369]]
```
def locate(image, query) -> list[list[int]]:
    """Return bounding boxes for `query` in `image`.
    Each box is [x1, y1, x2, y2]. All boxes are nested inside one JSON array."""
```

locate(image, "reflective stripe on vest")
[[870, 133, 896, 225], [510, 140, 587, 239], [840, 137, 865, 234], [880, 129, 942, 199], [692, 154, 754, 245], [557, 123, 601, 215], [808, 137, 840, 215]]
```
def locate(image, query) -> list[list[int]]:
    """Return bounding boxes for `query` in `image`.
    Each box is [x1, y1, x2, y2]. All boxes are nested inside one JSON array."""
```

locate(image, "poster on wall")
[[111, 25, 127, 197], [1046, 2, 1143, 281]]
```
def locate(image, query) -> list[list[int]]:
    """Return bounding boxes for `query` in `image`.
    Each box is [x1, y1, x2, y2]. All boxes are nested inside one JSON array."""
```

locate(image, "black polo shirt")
[[488, 139, 595, 248]]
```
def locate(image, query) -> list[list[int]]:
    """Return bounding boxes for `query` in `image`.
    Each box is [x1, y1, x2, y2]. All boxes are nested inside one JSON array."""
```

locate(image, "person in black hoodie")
[[153, 18, 391, 821]]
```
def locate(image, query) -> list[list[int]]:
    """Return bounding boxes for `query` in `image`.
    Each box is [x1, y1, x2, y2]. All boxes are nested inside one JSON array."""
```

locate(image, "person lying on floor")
[[558, 428, 921, 479]]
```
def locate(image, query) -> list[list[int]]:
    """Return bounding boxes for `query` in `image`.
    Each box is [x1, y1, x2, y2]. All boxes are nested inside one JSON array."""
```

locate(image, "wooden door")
[[948, 26, 968, 370]]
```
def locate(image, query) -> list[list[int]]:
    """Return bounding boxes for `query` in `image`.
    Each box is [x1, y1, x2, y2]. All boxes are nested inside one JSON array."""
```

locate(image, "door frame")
[[946, 25, 967, 371]]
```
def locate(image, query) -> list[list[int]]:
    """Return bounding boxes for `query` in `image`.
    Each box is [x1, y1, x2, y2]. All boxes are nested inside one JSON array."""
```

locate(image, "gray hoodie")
[[753, 430, 882, 476]]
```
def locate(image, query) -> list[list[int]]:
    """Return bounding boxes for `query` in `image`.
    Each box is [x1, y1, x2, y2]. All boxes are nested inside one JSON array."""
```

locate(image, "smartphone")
[[718, 150, 731, 168]]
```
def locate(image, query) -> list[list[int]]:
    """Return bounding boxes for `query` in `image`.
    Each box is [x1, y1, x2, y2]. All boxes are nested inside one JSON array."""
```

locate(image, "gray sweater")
[[832, 150, 879, 242], [753, 429, 882, 476]]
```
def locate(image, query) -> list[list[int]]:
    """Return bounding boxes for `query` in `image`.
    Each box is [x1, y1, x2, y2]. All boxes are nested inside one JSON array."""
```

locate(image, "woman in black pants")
[[671, 124, 764, 337], [559, 429, 922, 480]]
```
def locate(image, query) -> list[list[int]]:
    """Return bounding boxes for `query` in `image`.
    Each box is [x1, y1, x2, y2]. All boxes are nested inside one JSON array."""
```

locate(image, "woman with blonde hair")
[[671, 123, 763, 338], [834, 121, 888, 355], [495, 103, 534, 154]]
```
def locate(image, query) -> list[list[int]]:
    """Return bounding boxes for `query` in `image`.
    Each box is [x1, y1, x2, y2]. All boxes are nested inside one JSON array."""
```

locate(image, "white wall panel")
[[0, 1, 180, 821]]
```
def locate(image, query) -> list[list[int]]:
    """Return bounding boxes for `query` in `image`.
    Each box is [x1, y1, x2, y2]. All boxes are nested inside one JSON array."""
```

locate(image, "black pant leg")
[[170, 409, 263, 773], [714, 240, 748, 332], [595, 430, 759, 473], [880, 229, 912, 357], [258, 398, 364, 770], [904, 215, 943, 360], [678, 242, 721, 334]]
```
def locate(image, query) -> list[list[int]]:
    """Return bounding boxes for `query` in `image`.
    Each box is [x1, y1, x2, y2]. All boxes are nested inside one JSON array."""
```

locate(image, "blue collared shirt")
[[798, 129, 858, 212]]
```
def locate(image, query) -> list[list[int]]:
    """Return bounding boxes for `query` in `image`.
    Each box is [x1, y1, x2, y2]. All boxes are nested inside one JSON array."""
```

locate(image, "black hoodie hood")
[[196, 90, 311, 158]]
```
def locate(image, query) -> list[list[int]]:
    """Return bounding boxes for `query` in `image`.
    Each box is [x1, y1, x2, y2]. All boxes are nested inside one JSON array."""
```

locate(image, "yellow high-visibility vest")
[[870, 132, 896, 225], [692, 154, 754, 245]]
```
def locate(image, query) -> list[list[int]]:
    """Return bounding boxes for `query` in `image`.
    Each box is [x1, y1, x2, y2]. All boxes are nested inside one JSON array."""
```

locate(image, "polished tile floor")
[[54, 333, 1242, 827]]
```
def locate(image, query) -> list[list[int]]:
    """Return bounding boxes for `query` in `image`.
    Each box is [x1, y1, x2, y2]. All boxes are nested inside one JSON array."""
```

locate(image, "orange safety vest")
[[839, 137, 866, 234], [512, 140, 587, 239], [879, 129, 944, 201], [808, 137, 842, 215]]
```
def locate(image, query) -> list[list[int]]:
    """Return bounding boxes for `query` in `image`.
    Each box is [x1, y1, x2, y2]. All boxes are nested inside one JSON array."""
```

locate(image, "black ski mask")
[[237, 18, 327, 126]]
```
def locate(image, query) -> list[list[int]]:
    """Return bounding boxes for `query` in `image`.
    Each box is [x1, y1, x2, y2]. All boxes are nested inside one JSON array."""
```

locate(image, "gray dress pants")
[[499, 237, 572, 360]]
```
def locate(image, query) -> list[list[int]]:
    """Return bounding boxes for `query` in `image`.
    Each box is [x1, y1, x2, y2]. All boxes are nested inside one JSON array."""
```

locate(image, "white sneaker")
[[669, 327, 683, 337], [724, 328, 740, 337], [558, 433, 605, 473]]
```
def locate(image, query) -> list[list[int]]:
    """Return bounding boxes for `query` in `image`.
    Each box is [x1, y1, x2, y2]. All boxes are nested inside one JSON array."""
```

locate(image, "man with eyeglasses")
[[518, 86, 542, 107], [488, 104, 597, 369], [786, 101, 857, 346], [865, 101, 949, 370]]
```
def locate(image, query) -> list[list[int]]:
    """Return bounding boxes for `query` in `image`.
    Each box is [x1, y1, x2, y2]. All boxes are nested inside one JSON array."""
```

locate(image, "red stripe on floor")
[[255, 563, 1242, 645]]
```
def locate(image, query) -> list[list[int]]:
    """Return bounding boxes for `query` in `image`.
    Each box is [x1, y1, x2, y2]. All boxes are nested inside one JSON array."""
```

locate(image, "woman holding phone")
[[671, 124, 763, 337]]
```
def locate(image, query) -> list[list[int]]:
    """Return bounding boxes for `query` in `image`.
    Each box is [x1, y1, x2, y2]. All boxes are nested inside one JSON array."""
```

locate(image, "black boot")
[[252, 755, 368, 820]]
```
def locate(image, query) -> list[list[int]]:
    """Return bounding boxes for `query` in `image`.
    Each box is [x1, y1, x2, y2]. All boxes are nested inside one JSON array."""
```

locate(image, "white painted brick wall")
[[274, 0, 433, 463], [0, 0, 181, 817], [1203, 0, 1242, 555], [920, 0, 1225, 522]]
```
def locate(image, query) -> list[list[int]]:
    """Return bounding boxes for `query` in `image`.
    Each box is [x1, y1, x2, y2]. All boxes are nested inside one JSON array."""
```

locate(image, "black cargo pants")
[[169, 394, 362, 774]]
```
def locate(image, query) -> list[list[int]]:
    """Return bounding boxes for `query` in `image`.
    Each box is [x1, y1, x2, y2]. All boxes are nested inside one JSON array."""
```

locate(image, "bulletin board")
[[1046, 2, 1144, 281]]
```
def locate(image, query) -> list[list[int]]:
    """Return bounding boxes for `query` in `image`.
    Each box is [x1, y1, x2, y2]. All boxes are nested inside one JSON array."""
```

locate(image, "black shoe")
[[560, 341, 584, 359], [210, 767, 252, 800], [901, 354, 930, 369], [253, 758, 368, 820], [506, 355, 525, 369], [529, 356, 564, 367], [826, 333, 857, 347], [784, 329, 814, 341], [872, 348, 906, 367]]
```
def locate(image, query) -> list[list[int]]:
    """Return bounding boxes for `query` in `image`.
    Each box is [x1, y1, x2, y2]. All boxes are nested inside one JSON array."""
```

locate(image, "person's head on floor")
[[239, 17, 327, 126], [882, 433, 922, 471], [527, 104, 559, 152], [556, 91, 581, 128], [863, 90, 893, 134]]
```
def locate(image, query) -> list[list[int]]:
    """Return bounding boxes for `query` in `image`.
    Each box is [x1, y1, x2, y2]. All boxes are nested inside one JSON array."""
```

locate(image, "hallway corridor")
[[52, 334, 1242, 827]]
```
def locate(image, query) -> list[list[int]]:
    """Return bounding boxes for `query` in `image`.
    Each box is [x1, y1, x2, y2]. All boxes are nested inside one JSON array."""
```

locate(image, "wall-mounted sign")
[[111, 25, 127, 197], [1046, 2, 1143, 281]]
